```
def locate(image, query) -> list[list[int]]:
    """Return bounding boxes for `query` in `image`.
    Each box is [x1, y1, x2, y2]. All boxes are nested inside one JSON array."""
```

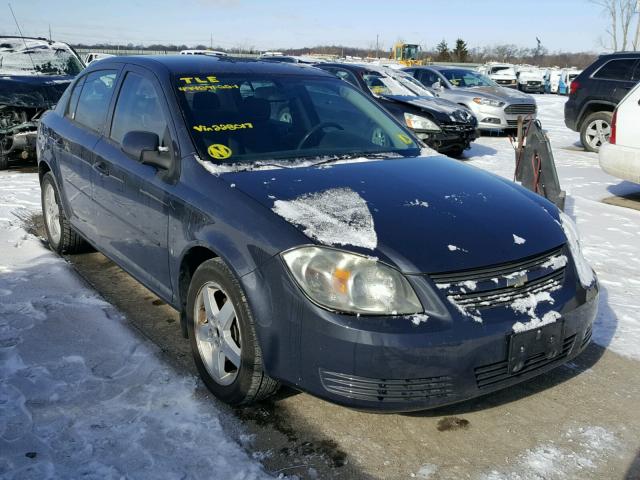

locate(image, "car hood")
[[222, 156, 566, 274], [0, 75, 73, 108], [381, 94, 465, 115], [464, 86, 534, 103]]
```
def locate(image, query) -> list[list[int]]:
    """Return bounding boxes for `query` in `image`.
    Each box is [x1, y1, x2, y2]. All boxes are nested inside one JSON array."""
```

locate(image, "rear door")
[[91, 65, 176, 298], [56, 69, 120, 238]]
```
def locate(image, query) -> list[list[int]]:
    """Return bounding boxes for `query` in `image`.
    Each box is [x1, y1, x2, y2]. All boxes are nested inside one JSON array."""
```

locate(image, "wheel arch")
[[577, 101, 616, 131], [177, 245, 219, 337]]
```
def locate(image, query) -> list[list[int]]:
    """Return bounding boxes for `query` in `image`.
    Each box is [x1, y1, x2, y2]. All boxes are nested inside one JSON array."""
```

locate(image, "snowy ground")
[[0, 177, 269, 478], [0, 94, 639, 480], [466, 94, 640, 362]]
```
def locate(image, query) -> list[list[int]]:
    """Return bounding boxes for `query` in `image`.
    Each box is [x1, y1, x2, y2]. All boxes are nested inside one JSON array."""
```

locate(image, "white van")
[[599, 83, 640, 184], [485, 64, 518, 89]]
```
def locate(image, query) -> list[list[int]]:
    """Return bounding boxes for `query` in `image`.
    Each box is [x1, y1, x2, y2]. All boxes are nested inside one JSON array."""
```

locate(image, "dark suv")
[[565, 53, 640, 152]]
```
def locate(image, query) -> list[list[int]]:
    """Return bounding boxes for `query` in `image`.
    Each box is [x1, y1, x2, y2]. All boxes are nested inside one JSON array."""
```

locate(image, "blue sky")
[[2, 0, 607, 52]]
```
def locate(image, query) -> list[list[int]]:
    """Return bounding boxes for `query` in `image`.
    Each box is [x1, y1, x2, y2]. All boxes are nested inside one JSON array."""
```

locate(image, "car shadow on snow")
[[606, 181, 640, 199], [459, 142, 499, 159], [626, 449, 640, 480]]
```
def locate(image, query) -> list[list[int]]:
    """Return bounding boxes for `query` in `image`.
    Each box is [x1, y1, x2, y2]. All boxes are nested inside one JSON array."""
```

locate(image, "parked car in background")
[[565, 53, 640, 152], [545, 69, 562, 94], [517, 68, 545, 93], [317, 63, 477, 157], [404, 66, 537, 131], [84, 52, 115, 64], [259, 54, 315, 64], [558, 68, 582, 95], [599, 82, 640, 184], [481, 63, 518, 89], [37, 55, 598, 412], [0, 36, 84, 170]]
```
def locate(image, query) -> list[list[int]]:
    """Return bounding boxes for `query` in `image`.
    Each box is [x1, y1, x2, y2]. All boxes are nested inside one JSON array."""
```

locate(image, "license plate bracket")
[[508, 320, 564, 375]]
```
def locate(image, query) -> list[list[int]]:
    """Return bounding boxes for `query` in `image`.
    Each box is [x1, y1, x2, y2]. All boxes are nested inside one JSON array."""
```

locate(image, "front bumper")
[[519, 83, 544, 93], [243, 255, 599, 412], [413, 125, 478, 153], [474, 105, 537, 131]]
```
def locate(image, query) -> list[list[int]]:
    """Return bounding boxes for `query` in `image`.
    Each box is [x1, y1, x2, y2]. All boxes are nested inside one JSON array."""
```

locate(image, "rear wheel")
[[186, 258, 279, 406], [580, 111, 612, 153], [41, 172, 84, 254]]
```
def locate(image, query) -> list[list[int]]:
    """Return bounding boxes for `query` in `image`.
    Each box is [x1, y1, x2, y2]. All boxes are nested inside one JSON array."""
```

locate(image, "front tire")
[[580, 111, 612, 153], [40, 172, 84, 254], [186, 258, 279, 406]]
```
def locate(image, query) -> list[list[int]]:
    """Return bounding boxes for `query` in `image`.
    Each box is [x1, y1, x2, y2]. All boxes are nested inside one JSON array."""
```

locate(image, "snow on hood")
[[221, 155, 567, 273], [272, 187, 378, 250]]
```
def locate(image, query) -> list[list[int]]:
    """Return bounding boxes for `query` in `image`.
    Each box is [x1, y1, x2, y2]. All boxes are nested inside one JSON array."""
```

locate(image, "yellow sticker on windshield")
[[397, 133, 413, 145], [207, 144, 233, 160]]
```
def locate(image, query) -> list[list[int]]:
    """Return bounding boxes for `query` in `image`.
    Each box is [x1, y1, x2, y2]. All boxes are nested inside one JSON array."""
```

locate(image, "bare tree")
[[592, 0, 618, 50], [592, 0, 639, 51], [634, 0, 640, 50]]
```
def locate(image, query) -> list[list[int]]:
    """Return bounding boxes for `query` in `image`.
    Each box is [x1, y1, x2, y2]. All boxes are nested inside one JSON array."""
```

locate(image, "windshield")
[[490, 66, 515, 76], [440, 69, 497, 88], [175, 73, 419, 165], [0, 41, 83, 76], [403, 45, 419, 60]]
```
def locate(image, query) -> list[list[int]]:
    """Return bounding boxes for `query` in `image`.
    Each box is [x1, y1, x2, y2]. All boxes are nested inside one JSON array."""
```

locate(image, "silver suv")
[[404, 66, 537, 131]]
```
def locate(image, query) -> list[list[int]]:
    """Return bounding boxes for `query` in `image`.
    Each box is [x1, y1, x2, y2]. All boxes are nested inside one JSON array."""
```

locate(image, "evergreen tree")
[[453, 38, 469, 63], [435, 40, 450, 62]]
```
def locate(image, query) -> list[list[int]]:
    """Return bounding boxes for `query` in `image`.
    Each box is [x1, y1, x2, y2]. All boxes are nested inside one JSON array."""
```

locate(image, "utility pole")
[[210, 33, 213, 50], [376, 34, 379, 59], [48, 24, 52, 42]]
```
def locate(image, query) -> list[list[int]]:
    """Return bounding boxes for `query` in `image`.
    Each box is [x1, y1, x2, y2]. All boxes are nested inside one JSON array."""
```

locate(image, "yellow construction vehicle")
[[390, 43, 424, 66]]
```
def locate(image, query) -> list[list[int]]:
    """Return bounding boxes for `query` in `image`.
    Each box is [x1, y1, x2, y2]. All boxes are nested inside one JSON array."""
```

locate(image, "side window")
[[110, 72, 168, 146], [74, 70, 118, 132], [334, 69, 359, 87], [593, 59, 638, 81], [419, 70, 439, 87], [65, 77, 85, 120]]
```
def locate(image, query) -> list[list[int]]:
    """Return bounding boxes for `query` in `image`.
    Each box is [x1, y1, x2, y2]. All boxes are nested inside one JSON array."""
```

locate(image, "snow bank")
[[272, 187, 378, 250], [0, 172, 270, 479]]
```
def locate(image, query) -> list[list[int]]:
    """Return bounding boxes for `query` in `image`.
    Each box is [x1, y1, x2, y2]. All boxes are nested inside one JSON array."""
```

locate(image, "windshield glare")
[[175, 74, 419, 164], [0, 44, 83, 75], [441, 69, 496, 88]]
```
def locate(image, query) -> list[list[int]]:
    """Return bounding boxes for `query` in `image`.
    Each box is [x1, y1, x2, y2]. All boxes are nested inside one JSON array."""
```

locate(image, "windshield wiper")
[[308, 151, 407, 167]]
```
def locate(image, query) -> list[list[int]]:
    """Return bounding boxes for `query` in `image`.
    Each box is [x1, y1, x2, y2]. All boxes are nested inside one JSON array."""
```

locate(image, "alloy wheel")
[[194, 281, 241, 386], [585, 119, 610, 150], [43, 182, 61, 246]]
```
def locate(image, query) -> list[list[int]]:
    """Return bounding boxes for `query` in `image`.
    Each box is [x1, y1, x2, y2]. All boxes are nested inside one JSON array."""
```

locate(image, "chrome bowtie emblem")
[[507, 273, 528, 288]]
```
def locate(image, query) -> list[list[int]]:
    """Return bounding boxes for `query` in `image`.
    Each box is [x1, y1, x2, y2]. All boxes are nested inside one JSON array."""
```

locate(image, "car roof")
[[88, 55, 334, 78]]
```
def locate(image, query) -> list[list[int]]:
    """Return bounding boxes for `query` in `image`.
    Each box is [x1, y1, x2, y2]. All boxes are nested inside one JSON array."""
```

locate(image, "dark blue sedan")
[[37, 56, 598, 411]]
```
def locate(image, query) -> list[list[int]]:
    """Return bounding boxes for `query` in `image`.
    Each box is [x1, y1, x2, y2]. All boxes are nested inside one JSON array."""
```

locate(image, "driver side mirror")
[[432, 81, 442, 90], [122, 131, 171, 170]]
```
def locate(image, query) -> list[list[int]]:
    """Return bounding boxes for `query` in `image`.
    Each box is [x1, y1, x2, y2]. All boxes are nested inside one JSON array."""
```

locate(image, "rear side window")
[[110, 72, 168, 145], [333, 69, 359, 87], [74, 70, 118, 132], [593, 59, 638, 81]]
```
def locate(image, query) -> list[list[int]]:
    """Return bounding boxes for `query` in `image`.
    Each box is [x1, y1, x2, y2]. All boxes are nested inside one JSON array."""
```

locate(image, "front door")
[[91, 67, 175, 298]]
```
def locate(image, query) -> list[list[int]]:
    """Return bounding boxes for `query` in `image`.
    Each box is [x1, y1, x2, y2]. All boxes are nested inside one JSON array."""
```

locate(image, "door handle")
[[93, 161, 110, 176]]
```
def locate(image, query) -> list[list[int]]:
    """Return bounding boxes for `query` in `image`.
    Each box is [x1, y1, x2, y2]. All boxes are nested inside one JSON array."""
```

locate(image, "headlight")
[[559, 212, 595, 287], [404, 113, 441, 132], [282, 246, 423, 315], [472, 97, 506, 108]]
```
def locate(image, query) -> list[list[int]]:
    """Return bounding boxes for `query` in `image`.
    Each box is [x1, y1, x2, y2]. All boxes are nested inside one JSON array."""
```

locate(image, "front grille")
[[474, 334, 576, 389], [527, 81, 542, 86], [431, 246, 567, 312], [505, 103, 537, 115], [496, 79, 514, 85], [441, 124, 476, 133], [450, 270, 564, 311], [320, 370, 455, 402], [507, 119, 519, 127]]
